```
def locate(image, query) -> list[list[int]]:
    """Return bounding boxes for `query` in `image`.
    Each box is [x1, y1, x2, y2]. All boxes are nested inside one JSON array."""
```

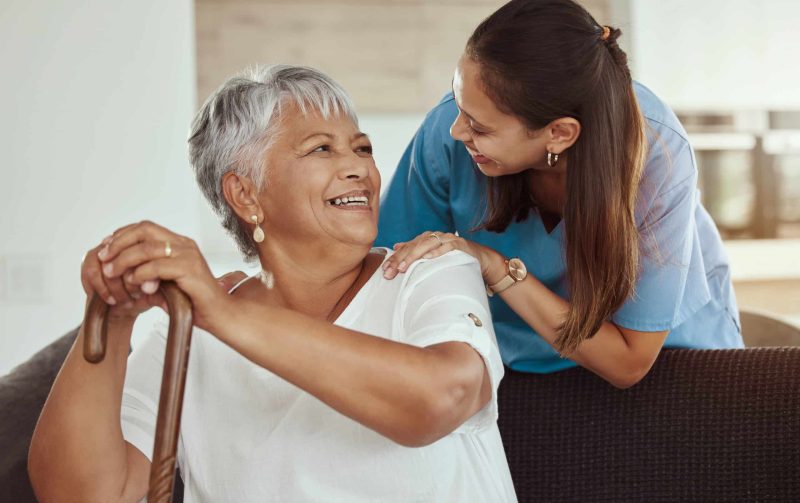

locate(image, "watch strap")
[[487, 274, 516, 296]]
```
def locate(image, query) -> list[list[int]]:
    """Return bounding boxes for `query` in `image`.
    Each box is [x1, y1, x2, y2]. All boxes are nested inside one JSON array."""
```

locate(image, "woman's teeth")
[[329, 195, 369, 207]]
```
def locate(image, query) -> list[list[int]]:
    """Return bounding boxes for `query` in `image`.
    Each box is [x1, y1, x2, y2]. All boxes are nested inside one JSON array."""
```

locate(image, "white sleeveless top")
[[120, 249, 517, 502]]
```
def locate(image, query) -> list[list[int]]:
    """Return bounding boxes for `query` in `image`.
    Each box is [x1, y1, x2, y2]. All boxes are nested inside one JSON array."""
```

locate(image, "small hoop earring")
[[547, 151, 559, 168], [251, 215, 265, 243]]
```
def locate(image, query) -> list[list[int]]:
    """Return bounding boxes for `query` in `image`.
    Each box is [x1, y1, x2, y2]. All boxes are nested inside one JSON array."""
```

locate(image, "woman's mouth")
[[326, 191, 372, 211], [466, 148, 492, 165]]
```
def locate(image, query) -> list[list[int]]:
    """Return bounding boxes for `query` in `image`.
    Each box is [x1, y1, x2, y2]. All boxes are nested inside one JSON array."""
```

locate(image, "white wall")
[[359, 115, 424, 195], [0, 0, 198, 375], [630, 0, 800, 109]]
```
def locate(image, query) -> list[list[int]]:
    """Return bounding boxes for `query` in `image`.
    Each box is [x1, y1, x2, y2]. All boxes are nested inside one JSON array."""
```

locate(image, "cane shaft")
[[147, 282, 193, 502], [82, 281, 193, 503]]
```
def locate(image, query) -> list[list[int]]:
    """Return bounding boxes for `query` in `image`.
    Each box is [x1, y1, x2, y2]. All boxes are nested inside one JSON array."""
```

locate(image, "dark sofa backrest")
[[497, 348, 800, 502], [0, 329, 79, 502]]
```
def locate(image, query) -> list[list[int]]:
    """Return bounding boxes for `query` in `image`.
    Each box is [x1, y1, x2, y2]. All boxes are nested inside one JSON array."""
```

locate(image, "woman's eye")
[[468, 124, 487, 136], [356, 145, 373, 155], [311, 145, 331, 154]]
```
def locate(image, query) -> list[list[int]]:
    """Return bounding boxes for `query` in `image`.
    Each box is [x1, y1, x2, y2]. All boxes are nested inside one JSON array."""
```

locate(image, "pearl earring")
[[251, 215, 265, 243]]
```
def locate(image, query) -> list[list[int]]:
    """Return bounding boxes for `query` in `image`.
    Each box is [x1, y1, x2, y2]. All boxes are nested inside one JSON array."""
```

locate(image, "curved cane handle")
[[83, 281, 193, 503], [83, 293, 110, 363]]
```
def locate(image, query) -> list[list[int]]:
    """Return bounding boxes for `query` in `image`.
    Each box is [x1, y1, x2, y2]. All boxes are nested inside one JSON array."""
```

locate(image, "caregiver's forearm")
[[211, 300, 490, 447], [491, 263, 664, 388], [29, 318, 142, 502]]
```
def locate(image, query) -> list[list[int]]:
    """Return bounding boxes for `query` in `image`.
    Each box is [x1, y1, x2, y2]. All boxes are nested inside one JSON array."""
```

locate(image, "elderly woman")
[[28, 65, 516, 502]]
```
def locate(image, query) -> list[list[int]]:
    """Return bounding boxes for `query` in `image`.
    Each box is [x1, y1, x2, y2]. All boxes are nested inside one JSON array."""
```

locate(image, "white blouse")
[[121, 249, 517, 502]]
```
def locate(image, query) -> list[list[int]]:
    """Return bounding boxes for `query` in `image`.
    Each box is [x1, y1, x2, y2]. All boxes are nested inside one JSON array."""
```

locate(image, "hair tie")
[[600, 26, 611, 41]]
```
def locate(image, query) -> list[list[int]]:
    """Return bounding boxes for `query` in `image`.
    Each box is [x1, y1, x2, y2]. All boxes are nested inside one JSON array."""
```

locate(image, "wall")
[[195, 0, 611, 114], [630, 0, 800, 109], [0, 0, 198, 374]]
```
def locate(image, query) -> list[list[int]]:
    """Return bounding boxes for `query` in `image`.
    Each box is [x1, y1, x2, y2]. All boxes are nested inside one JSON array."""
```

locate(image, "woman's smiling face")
[[259, 102, 381, 250], [450, 55, 548, 176]]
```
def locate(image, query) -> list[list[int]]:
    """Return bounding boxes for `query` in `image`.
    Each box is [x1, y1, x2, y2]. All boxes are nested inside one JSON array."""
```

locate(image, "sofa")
[[2, 328, 798, 502]]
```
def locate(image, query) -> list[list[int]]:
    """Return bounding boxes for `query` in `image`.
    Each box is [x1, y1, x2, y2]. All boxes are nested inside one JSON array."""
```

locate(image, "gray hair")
[[188, 64, 358, 262]]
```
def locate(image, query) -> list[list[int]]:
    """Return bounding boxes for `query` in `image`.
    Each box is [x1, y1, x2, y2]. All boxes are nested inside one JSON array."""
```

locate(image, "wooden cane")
[[83, 281, 193, 503]]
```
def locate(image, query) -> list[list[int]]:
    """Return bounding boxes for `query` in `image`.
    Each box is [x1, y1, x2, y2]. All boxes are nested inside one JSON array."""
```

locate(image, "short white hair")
[[188, 64, 358, 261]]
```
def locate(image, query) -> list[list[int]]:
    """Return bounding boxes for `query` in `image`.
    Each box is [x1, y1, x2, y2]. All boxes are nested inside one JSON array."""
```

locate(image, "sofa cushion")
[[0, 329, 78, 502]]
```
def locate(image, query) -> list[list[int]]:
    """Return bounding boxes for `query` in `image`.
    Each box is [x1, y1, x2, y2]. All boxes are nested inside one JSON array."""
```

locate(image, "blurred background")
[[1, 0, 798, 374]]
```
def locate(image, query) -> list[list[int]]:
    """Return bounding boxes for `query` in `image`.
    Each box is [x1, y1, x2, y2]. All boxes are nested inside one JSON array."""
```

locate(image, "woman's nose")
[[338, 156, 371, 180], [450, 112, 470, 142]]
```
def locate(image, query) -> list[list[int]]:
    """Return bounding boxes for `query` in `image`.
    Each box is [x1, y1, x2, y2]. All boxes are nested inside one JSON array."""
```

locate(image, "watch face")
[[508, 258, 527, 281]]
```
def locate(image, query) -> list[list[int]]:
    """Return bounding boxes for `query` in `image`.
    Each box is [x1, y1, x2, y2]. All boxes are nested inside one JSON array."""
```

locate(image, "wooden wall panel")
[[196, 0, 610, 112]]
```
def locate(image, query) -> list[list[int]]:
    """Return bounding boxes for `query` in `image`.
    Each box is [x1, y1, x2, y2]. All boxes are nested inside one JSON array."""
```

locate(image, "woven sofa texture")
[[498, 348, 800, 501]]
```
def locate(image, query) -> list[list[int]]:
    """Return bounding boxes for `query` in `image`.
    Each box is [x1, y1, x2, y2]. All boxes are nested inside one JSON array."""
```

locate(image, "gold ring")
[[428, 233, 443, 246], [164, 241, 172, 258]]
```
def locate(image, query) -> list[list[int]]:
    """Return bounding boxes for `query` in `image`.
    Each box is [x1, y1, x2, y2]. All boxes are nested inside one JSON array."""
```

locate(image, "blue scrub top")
[[376, 82, 744, 373]]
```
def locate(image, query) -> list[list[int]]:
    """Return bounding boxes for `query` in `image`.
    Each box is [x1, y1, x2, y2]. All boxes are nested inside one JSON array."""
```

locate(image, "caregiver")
[[378, 0, 743, 388]]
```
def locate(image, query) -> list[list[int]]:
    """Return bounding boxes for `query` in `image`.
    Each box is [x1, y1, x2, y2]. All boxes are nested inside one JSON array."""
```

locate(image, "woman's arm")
[[482, 248, 667, 388], [214, 301, 492, 446], [384, 234, 667, 389], [29, 260, 248, 501], [29, 238, 163, 503], [96, 221, 494, 447], [28, 317, 150, 503]]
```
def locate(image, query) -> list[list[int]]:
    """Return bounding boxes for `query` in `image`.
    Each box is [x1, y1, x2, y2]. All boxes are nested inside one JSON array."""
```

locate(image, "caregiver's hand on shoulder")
[[382, 231, 504, 281], [91, 220, 232, 331]]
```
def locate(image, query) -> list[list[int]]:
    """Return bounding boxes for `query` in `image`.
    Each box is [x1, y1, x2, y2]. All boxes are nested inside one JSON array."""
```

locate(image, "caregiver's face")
[[450, 55, 547, 176], [261, 103, 380, 249]]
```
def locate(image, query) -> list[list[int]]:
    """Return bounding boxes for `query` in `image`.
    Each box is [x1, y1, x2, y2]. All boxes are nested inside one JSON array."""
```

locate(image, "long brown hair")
[[466, 0, 647, 354]]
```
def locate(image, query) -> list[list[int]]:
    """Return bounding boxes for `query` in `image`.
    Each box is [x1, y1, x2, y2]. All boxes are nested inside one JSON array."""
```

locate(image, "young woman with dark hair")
[[378, 0, 743, 388]]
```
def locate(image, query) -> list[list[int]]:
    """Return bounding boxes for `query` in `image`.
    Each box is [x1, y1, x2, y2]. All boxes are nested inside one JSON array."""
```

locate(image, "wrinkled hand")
[[85, 220, 236, 331], [381, 231, 505, 282], [81, 230, 158, 322]]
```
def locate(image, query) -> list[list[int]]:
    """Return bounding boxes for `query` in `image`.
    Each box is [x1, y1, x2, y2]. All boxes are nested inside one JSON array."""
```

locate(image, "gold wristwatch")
[[486, 257, 527, 296]]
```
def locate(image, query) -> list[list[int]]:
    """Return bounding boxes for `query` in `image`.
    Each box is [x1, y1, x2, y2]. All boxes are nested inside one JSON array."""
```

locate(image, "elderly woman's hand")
[[81, 233, 160, 322], [92, 220, 234, 332], [382, 231, 506, 283]]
